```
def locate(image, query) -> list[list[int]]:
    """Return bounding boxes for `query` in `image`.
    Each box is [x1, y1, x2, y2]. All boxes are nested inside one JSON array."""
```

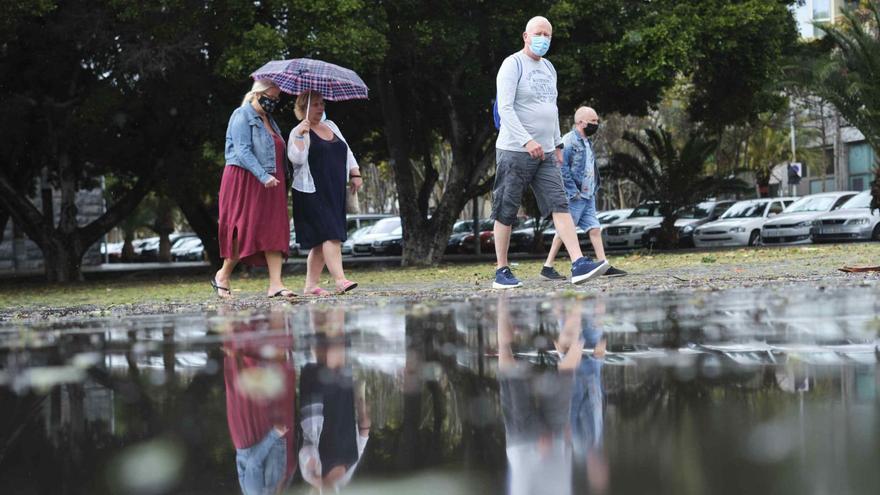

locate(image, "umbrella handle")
[[305, 93, 311, 121]]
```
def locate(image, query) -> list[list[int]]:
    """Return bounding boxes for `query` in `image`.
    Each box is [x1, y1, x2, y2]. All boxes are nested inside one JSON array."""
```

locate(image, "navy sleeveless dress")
[[292, 130, 349, 250]]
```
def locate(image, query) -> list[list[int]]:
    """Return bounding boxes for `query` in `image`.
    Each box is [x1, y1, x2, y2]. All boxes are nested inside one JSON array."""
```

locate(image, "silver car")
[[694, 197, 797, 248], [810, 191, 880, 243], [761, 191, 857, 245], [602, 202, 663, 250]]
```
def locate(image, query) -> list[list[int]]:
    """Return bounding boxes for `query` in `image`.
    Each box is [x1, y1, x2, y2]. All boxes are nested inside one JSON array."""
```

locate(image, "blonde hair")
[[294, 90, 323, 120], [241, 79, 277, 107]]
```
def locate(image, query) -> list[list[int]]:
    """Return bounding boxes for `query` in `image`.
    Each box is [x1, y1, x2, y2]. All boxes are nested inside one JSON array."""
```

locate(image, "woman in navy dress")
[[288, 91, 362, 295]]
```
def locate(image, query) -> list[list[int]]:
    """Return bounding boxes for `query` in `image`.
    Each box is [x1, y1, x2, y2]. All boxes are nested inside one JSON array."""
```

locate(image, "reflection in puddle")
[[0, 286, 878, 494]]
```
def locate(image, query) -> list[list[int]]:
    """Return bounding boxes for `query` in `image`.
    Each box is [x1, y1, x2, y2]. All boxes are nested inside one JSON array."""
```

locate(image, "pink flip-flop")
[[335, 280, 358, 293], [304, 287, 331, 297]]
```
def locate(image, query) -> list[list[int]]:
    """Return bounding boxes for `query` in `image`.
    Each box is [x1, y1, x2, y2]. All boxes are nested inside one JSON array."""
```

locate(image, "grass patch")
[[0, 243, 877, 311]]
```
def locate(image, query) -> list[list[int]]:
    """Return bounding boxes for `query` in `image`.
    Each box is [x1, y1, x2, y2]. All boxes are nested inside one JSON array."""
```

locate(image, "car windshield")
[[371, 218, 401, 234], [175, 238, 201, 249], [784, 196, 838, 213], [350, 226, 373, 239], [629, 204, 660, 218], [678, 202, 713, 219], [721, 201, 767, 218], [452, 221, 473, 233], [479, 220, 495, 231], [840, 192, 872, 209]]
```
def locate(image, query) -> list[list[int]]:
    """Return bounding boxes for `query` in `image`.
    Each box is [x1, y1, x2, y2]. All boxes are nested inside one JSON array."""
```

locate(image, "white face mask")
[[321, 111, 327, 122]]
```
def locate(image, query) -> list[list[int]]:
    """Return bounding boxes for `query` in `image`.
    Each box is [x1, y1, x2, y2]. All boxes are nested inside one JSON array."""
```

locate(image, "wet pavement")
[[1, 285, 879, 494]]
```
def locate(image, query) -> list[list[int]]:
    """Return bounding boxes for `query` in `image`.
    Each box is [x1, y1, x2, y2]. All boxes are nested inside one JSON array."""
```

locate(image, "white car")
[[602, 203, 663, 250], [352, 217, 401, 256], [597, 208, 634, 227], [761, 191, 857, 245], [693, 197, 797, 248], [810, 191, 880, 243]]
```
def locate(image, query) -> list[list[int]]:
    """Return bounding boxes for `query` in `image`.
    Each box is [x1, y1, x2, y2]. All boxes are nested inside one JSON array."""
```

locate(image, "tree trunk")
[[153, 199, 175, 262], [0, 208, 8, 245], [658, 215, 679, 249], [168, 181, 221, 267], [0, 166, 155, 282]]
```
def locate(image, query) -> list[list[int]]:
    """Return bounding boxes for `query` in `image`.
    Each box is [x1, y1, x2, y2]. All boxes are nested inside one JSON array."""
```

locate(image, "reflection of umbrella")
[[250, 58, 368, 101]]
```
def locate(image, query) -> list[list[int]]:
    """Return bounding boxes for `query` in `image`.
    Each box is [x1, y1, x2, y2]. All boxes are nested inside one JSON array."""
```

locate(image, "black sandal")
[[269, 288, 297, 300], [211, 279, 232, 298]]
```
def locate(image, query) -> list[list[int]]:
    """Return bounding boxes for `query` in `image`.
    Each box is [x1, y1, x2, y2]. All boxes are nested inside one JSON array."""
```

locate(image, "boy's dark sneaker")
[[602, 266, 627, 277], [540, 265, 566, 280], [571, 257, 609, 284], [493, 266, 523, 289]]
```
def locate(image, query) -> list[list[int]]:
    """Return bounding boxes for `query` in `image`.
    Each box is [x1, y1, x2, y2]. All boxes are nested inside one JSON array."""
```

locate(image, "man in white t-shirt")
[[492, 16, 609, 289]]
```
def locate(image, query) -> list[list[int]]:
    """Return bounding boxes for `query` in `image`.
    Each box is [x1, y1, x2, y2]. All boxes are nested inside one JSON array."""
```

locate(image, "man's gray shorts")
[[492, 149, 569, 226]]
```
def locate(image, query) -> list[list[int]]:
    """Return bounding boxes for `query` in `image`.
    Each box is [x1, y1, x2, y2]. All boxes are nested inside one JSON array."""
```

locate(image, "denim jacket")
[[560, 129, 601, 200], [224, 103, 285, 184]]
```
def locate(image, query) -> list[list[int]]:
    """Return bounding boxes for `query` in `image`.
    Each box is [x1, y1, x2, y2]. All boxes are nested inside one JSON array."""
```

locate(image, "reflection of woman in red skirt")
[[213, 79, 295, 300]]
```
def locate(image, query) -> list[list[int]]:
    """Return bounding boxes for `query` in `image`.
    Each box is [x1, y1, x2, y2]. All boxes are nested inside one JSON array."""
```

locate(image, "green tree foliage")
[[606, 128, 748, 248], [797, 1, 880, 209]]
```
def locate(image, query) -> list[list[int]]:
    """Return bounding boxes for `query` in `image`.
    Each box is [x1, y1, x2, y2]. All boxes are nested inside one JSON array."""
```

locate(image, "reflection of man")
[[223, 311, 297, 495], [492, 15, 609, 289], [570, 301, 609, 494], [299, 308, 370, 493], [497, 295, 582, 495], [542, 107, 626, 280]]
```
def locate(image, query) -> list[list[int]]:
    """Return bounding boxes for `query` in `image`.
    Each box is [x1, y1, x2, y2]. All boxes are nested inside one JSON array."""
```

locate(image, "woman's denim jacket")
[[560, 129, 601, 200], [224, 103, 285, 184]]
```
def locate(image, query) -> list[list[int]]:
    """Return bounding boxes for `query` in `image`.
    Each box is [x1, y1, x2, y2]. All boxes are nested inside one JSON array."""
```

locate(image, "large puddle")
[[1, 286, 879, 494]]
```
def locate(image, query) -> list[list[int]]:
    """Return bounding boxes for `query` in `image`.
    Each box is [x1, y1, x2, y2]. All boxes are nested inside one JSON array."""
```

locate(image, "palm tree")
[[606, 128, 747, 248], [803, 1, 880, 207]]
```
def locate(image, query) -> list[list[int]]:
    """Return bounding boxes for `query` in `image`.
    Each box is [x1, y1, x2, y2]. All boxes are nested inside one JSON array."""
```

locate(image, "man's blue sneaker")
[[571, 257, 609, 284], [493, 266, 523, 289]]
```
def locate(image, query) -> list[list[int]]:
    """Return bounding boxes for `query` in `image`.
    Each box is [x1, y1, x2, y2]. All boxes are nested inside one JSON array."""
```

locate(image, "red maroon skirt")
[[218, 163, 289, 267]]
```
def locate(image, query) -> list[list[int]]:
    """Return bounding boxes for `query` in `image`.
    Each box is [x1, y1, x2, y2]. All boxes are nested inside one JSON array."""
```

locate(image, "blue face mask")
[[529, 34, 551, 57], [321, 111, 327, 122]]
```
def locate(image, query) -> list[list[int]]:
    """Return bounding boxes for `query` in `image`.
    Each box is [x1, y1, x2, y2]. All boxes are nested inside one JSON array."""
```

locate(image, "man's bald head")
[[525, 16, 552, 34], [574, 107, 599, 125]]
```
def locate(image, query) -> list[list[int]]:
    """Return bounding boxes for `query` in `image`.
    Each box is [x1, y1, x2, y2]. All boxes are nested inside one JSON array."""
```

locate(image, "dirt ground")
[[2, 243, 878, 323]]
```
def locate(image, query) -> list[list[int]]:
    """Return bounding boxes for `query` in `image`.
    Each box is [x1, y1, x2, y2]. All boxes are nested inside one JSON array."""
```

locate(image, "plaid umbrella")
[[250, 58, 368, 101]]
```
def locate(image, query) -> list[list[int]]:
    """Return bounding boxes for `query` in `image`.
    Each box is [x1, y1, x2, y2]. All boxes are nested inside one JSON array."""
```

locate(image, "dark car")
[[446, 220, 476, 254], [370, 226, 404, 255], [457, 219, 495, 254], [353, 217, 402, 256], [642, 200, 736, 248]]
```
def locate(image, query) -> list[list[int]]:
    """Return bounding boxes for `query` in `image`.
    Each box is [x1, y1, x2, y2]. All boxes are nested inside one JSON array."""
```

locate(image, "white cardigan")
[[287, 120, 359, 193]]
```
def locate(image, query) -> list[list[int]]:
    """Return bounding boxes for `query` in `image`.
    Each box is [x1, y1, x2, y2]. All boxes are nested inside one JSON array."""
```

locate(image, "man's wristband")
[[294, 135, 304, 140], [350, 174, 362, 178]]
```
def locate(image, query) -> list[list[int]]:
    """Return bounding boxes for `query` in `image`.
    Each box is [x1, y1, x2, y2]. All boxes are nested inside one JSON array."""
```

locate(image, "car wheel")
[[748, 230, 761, 247], [873, 224, 880, 242]]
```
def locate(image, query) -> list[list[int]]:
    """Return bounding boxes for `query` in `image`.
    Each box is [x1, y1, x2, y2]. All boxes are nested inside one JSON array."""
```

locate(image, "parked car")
[[602, 202, 664, 250], [761, 191, 857, 245], [540, 226, 591, 251], [353, 217, 401, 256], [693, 197, 797, 248], [342, 225, 373, 255], [346, 214, 392, 235], [597, 209, 634, 230], [371, 226, 404, 255], [171, 236, 205, 261], [642, 200, 736, 248], [101, 241, 124, 262], [140, 233, 197, 261], [446, 220, 477, 254], [458, 219, 495, 254], [810, 190, 880, 243], [510, 218, 543, 253]]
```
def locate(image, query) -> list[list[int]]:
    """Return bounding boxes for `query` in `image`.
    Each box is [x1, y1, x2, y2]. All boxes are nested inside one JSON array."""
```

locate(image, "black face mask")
[[583, 123, 599, 137], [258, 95, 279, 114]]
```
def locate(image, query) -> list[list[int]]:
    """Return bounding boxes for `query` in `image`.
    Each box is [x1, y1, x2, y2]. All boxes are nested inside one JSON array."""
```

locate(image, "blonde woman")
[[288, 90, 362, 295], [213, 79, 295, 300]]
